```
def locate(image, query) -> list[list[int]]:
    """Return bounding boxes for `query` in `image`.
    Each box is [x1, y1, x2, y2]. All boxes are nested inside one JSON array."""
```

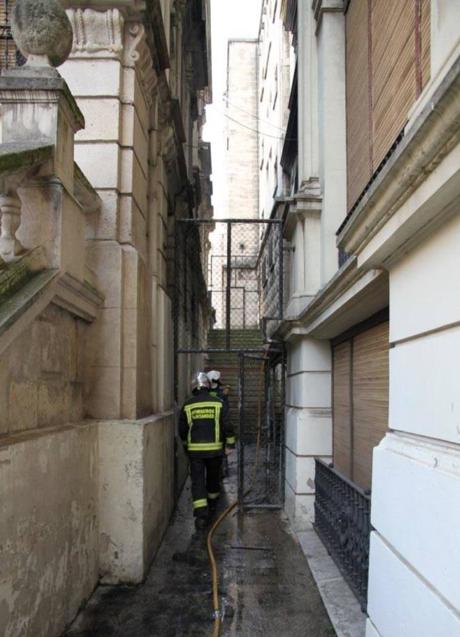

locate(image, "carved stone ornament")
[[66, 8, 124, 57], [124, 23, 158, 107], [12, 0, 73, 67]]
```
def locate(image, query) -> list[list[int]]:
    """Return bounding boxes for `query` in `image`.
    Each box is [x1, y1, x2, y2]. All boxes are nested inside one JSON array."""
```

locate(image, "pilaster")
[[297, 0, 320, 194], [314, 0, 347, 285], [285, 336, 332, 530]]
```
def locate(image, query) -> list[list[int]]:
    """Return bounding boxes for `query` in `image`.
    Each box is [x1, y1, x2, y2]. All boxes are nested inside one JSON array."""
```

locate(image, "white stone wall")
[[258, 0, 290, 219], [285, 338, 332, 529], [367, 214, 460, 637], [283, 1, 346, 529], [60, 14, 158, 421]]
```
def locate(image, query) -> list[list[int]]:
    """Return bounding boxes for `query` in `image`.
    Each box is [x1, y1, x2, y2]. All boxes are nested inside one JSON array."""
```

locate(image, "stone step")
[[207, 328, 265, 350]]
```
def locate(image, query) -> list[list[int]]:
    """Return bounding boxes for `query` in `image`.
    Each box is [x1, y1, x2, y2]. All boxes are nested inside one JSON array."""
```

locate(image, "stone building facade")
[[236, 0, 460, 634], [209, 39, 260, 329], [0, 1, 212, 636]]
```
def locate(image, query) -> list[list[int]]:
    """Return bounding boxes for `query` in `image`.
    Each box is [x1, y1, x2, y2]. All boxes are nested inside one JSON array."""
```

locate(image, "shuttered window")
[[345, 0, 372, 211], [345, 0, 431, 211], [420, 0, 431, 88], [332, 317, 389, 491], [332, 341, 352, 478], [351, 321, 389, 490]]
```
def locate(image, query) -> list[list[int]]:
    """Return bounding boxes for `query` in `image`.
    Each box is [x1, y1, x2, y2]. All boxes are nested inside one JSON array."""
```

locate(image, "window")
[[345, 0, 431, 211]]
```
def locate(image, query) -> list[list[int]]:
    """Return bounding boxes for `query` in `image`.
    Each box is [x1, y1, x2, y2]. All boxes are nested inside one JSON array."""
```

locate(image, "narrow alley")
[[1, 1, 460, 636], [64, 457, 335, 637]]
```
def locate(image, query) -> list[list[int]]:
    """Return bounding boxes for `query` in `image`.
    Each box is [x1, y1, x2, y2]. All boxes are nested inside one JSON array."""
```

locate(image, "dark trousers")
[[190, 456, 222, 517]]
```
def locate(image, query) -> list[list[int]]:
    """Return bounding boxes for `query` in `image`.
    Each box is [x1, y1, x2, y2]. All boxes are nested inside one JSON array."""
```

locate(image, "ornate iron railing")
[[314, 458, 371, 611]]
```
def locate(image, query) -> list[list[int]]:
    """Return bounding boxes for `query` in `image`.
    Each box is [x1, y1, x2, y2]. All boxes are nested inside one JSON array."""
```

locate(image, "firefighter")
[[207, 369, 229, 404], [179, 372, 236, 530], [207, 370, 231, 477]]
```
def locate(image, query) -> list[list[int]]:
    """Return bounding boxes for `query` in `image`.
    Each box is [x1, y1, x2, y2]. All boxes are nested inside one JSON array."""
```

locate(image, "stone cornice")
[[62, 1, 146, 17], [337, 54, 460, 258], [0, 71, 85, 132], [276, 257, 388, 341]]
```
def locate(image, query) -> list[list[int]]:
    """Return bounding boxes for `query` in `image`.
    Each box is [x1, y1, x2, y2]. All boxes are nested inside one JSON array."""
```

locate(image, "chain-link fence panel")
[[176, 218, 283, 352], [237, 353, 286, 507]]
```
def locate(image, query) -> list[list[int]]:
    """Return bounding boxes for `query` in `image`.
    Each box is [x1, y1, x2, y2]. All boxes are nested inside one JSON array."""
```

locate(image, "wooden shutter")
[[420, 0, 431, 89], [351, 321, 389, 491], [372, 0, 418, 170], [346, 0, 431, 210], [345, 0, 372, 211], [332, 341, 352, 479]]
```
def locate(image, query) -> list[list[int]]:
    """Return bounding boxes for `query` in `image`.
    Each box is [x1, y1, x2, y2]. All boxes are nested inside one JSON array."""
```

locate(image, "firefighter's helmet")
[[207, 370, 221, 386], [193, 371, 210, 390]]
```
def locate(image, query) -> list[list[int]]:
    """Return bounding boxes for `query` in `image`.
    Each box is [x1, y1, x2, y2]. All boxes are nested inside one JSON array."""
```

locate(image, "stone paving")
[[64, 460, 335, 637]]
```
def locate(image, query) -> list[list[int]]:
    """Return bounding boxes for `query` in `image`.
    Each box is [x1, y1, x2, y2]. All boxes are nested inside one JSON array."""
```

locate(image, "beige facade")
[[0, 1, 212, 635]]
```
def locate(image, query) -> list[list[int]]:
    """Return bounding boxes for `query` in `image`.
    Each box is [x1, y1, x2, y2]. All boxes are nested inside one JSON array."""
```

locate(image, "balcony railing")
[[314, 458, 371, 611]]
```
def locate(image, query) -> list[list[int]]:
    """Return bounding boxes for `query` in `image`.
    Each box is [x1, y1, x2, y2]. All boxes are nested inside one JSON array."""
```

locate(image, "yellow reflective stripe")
[[193, 499, 208, 509], [208, 492, 220, 500], [184, 405, 194, 446], [215, 403, 221, 444], [190, 401, 222, 408], [226, 436, 236, 445], [188, 442, 223, 451]]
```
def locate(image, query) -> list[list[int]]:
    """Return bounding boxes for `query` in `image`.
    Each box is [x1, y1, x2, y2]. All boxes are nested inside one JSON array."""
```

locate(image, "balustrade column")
[[0, 190, 24, 262]]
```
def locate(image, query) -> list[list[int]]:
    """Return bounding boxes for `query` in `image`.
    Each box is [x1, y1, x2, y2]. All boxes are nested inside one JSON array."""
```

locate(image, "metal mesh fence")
[[176, 219, 283, 352], [238, 354, 286, 507]]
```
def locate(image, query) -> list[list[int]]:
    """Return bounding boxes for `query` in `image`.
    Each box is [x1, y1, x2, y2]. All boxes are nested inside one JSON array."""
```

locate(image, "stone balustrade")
[[0, 191, 23, 262]]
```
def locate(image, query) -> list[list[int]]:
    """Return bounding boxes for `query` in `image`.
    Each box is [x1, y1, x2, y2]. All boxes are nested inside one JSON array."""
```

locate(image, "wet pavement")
[[64, 458, 335, 637]]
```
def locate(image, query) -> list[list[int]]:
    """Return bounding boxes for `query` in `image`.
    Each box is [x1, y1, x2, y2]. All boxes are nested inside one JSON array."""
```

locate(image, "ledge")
[[0, 247, 48, 303], [0, 268, 59, 340], [54, 272, 105, 322], [276, 256, 388, 341], [0, 143, 53, 177], [74, 163, 102, 214]]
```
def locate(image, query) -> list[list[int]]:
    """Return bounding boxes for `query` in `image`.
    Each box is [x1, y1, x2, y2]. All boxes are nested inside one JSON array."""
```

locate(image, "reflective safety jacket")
[[179, 389, 236, 457]]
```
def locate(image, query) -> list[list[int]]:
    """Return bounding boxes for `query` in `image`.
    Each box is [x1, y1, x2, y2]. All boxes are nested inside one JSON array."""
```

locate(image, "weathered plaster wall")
[[98, 413, 175, 584], [143, 414, 175, 566], [0, 423, 99, 637], [0, 301, 99, 637], [0, 303, 85, 436]]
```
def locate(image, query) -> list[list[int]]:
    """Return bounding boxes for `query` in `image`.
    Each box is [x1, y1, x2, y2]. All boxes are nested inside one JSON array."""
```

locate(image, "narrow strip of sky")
[[203, 0, 262, 217]]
